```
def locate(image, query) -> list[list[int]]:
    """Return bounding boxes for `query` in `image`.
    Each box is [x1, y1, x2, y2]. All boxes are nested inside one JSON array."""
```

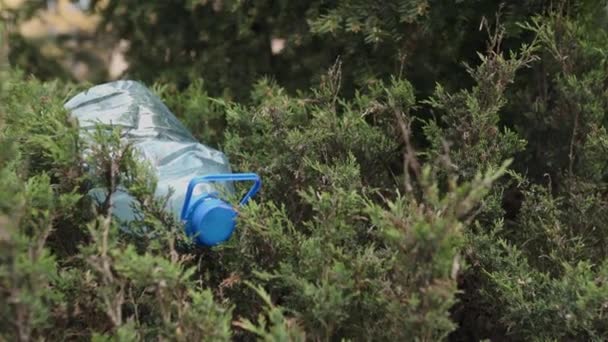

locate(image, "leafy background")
[[2, 0, 608, 341]]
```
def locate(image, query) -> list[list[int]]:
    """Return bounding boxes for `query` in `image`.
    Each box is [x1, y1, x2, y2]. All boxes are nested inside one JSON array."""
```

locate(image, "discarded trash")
[[65, 80, 260, 246]]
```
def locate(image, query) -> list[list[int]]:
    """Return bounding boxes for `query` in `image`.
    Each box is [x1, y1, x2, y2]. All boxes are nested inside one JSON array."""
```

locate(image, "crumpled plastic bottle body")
[[64, 80, 234, 226]]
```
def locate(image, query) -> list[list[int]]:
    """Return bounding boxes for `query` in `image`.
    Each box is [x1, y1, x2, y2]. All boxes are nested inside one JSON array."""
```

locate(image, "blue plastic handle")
[[180, 173, 261, 220]]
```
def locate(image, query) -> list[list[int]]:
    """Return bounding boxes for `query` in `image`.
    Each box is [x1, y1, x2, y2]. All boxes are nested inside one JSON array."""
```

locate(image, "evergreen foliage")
[[2, 0, 608, 341]]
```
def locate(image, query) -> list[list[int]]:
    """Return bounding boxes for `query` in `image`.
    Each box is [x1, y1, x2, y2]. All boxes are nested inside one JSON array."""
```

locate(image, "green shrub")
[[0, 71, 234, 341], [4, 1, 608, 341], [0, 55, 508, 340]]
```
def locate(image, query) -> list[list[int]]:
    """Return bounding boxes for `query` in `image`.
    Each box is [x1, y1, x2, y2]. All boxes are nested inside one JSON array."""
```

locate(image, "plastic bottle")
[[64, 80, 260, 246]]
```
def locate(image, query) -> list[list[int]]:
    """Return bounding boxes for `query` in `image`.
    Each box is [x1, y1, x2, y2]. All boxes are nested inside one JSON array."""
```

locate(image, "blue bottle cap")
[[186, 197, 237, 246]]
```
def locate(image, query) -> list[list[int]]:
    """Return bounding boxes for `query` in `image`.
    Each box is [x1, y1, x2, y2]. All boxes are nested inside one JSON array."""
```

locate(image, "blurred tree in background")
[[87, 0, 554, 100], [3, 0, 608, 341]]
